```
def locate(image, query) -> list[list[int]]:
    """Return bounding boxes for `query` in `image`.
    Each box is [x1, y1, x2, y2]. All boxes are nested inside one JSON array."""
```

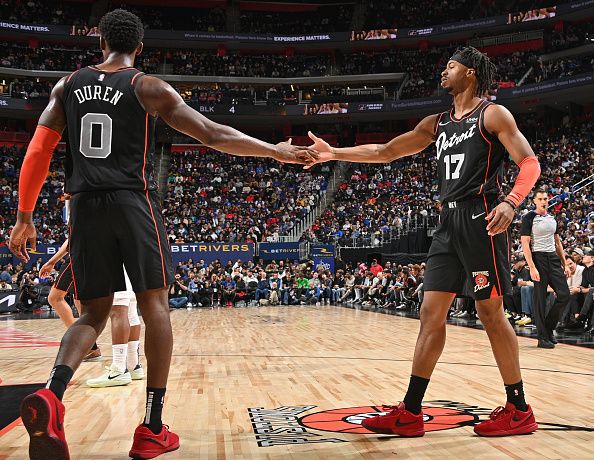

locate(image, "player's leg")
[[114, 190, 178, 457], [20, 295, 113, 460], [127, 299, 144, 380], [475, 296, 522, 390], [458, 200, 537, 436], [75, 298, 102, 361], [86, 299, 132, 388], [49, 262, 76, 327], [21, 191, 126, 459], [473, 295, 538, 436], [362, 221, 464, 437], [48, 286, 75, 327]]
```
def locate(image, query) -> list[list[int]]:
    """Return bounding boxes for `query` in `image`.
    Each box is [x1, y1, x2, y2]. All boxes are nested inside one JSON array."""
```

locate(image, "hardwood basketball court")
[[1, 306, 593, 459]]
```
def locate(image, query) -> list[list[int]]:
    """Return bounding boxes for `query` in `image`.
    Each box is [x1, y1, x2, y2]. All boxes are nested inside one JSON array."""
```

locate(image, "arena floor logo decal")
[[248, 400, 594, 446]]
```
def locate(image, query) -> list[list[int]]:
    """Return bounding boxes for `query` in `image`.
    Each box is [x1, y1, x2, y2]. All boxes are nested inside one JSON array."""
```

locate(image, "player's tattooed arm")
[[306, 114, 438, 166], [135, 76, 317, 165]]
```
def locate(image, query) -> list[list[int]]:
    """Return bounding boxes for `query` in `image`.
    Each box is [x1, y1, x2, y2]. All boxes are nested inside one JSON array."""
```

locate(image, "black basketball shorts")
[[53, 260, 74, 293], [423, 196, 512, 300], [68, 190, 174, 300]]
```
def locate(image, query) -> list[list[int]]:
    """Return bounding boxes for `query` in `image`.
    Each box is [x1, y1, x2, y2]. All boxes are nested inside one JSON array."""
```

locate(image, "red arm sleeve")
[[18, 125, 62, 212], [506, 155, 541, 208]]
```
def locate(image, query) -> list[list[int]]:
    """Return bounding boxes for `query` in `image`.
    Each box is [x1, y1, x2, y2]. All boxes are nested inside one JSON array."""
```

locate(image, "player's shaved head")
[[99, 9, 144, 54]]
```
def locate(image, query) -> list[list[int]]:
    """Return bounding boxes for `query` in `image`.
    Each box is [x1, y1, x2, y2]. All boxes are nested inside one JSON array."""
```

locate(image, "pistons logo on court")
[[472, 271, 490, 293], [299, 405, 476, 434], [248, 401, 594, 447]]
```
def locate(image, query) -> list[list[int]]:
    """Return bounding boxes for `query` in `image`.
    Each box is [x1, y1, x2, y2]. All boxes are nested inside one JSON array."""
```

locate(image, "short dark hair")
[[452, 46, 497, 97], [98, 9, 144, 54], [534, 186, 548, 196]]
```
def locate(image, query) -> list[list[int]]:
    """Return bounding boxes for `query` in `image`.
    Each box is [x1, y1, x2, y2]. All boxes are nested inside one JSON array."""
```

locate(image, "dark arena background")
[[0, 1, 593, 459]]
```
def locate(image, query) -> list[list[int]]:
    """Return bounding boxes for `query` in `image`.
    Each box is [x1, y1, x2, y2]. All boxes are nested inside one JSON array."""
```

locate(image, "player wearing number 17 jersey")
[[9, 9, 316, 460], [307, 47, 541, 438]]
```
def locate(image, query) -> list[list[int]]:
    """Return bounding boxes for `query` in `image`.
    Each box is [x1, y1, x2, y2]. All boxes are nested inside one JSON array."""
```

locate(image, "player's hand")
[[529, 266, 540, 282], [304, 131, 335, 169], [485, 202, 514, 236], [40, 261, 55, 278], [274, 138, 318, 166], [564, 266, 572, 278], [9, 217, 37, 262]]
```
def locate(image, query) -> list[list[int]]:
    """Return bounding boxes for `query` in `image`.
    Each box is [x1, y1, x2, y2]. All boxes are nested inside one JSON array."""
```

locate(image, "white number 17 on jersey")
[[443, 154, 465, 180]]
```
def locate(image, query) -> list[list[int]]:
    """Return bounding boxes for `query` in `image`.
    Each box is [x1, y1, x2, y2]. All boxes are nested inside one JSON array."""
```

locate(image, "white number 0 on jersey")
[[79, 113, 113, 159]]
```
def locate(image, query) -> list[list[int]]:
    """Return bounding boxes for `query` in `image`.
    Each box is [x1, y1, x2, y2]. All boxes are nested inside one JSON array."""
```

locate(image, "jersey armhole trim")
[[66, 69, 80, 83], [477, 102, 493, 196], [434, 112, 445, 135], [131, 71, 145, 87], [478, 102, 498, 143]]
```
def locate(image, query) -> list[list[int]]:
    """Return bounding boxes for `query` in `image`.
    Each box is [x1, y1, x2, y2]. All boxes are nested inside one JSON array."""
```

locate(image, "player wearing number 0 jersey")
[[307, 46, 541, 438], [10, 9, 316, 460]]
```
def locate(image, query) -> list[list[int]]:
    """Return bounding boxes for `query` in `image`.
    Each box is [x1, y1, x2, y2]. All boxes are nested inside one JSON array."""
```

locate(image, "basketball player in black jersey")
[[9, 9, 316, 460], [307, 47, 541, 437]]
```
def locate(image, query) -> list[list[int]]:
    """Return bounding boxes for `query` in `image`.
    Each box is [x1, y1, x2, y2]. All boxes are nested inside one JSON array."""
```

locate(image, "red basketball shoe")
[[129, 424, 179, 459], [361, 402, 425, 437], [20, 388, 70, 460], [474, 403, 538, 436]]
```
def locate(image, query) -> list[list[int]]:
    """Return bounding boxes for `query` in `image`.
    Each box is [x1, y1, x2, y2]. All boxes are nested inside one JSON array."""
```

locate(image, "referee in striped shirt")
[[520, 188, 570, 348]]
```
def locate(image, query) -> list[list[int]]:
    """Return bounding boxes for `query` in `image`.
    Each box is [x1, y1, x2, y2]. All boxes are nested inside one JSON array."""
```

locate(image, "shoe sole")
[[86, 379, 132, 388], [82, 356, 103, 362], [129, 442, 180, 459], [474, 422, 538, 437], [131, 373, 145, 381], [21, 394, 69, 460], [361, 421, 425, 437]]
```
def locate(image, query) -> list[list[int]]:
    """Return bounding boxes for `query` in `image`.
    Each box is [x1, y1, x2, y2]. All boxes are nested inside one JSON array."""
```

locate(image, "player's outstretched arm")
[[483, 104, 541, 236], [40, 238, 70, 277], [10, 78, 67, 262], [306, 114, 438, 166], [135, 76, 317, 165]]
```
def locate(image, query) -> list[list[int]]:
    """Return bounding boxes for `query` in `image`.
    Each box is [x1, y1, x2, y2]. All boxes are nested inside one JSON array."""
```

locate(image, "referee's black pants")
[[533, 252, 570, 340]]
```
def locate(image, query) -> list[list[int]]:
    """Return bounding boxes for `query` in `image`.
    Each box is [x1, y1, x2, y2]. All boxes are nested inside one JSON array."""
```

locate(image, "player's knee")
[[476, 307, 504, 328], [419, 305, 446, 329], [110, 305, 127, 319], [48, 289, 65, 305]]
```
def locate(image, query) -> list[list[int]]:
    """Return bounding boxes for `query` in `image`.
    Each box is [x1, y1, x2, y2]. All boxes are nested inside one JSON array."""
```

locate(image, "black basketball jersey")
[[62, 66, 157, 193], [433, 100, 506, 203]]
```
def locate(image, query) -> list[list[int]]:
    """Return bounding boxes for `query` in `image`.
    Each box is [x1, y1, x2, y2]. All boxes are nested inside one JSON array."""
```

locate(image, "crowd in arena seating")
[[163, 148, 332, 244], [302, 155, 438, 246], [164, 257, 424, 310], [364, 0, 475, 29], [113, 3, 226, 32], [0, 0, 89, 25], [239, 5, 353, 35], [1, 38, 591, 102], [167, 51, 329, 78], [1, 78, 53, 98], [0, 145, 67, 246], [3, 0, 570, 36]]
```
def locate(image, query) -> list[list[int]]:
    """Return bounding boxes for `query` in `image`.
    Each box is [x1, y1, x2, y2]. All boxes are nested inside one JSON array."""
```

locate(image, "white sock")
[[112, 344, 128, 373], [127, 340, 141, 369]]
